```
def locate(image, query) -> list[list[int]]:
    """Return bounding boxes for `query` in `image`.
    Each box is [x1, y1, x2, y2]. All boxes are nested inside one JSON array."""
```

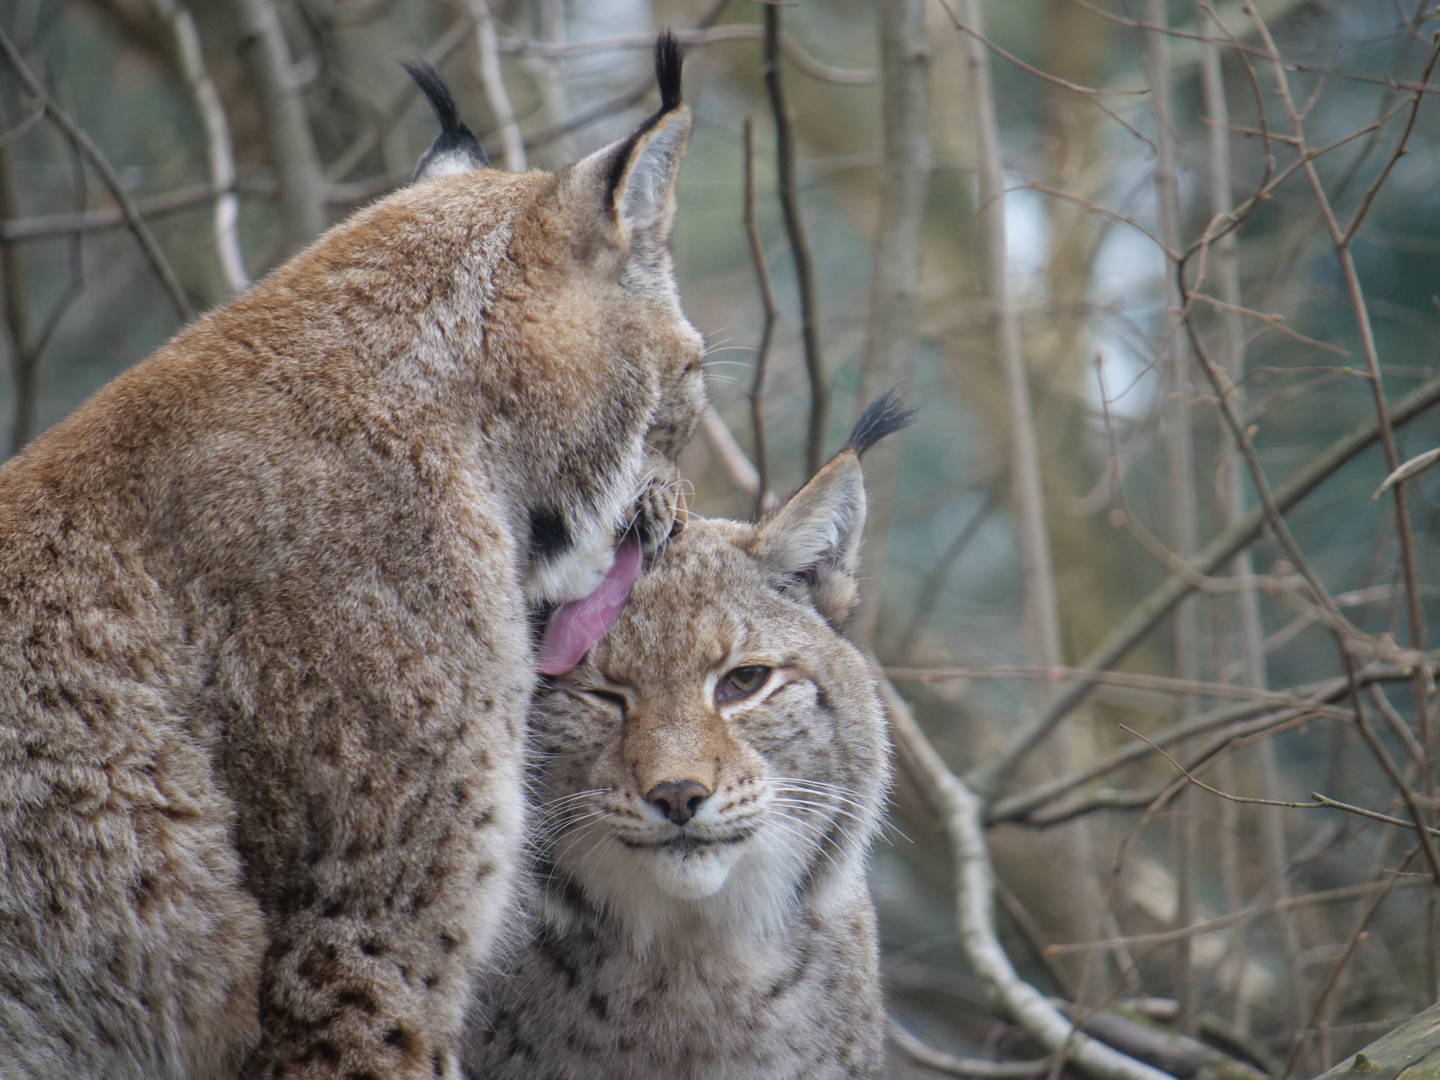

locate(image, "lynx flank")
[[0, 37, 702, 1080], [462, 395, 914, 1080]]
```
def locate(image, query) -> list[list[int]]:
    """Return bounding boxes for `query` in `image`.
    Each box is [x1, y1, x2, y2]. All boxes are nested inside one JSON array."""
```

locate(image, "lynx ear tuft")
[[603, 31, 690, 238], [404, 61, 490, 182], [844, 389, 917, 457], [654, 29, 683, 113]]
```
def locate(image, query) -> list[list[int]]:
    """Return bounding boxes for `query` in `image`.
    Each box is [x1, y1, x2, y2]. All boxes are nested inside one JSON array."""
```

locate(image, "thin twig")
[[853, 0, 930, 647], [0, 26, 193, 323], [966, 373, 1440, 796], [889, 1021, 1053, 1078], [987, 659, 1438, 823], [497, 25, 876, 85], [699, 407, 776, 512], [1045, 877, 1428, 957], [228, 0, 325, 254], [762, 3, 826, 476], [741, 117, 776, 520]]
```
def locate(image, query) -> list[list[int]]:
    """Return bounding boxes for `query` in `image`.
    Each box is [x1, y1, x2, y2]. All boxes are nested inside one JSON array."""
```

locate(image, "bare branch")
[[762, 4, 826, 476], [889, 1021, 1052, 1078], [228, 0, 325, 254], [853, 0, 930, 647], [497, 25, 876, 86], [881, 677, 1178, 1080], [0, 26, 193, 323], [967, 374, 1440, 796], [151, 0, 247, 292], [741, 117, 777, 519], [468, 0, 525, 172]]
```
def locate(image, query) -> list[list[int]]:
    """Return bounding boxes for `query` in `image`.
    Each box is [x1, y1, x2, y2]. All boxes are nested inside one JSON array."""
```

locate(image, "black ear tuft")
[[654, 30, 683, 114], [602, 32, 686, 210], [843, 390, 917, 457], [402, 60, 490, 179]]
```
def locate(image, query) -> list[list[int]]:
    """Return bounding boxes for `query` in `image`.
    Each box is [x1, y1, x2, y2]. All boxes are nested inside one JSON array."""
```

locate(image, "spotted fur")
[[0, 36, 702, 1080]]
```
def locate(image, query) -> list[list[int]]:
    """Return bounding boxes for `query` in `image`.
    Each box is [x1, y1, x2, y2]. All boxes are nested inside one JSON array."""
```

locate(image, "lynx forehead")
[[464, 394, 914, 1080], [0, 34, 702, 1080]]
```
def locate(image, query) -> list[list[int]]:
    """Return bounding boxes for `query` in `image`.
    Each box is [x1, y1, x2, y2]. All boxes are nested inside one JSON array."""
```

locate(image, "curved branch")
[[151, 0, 247, 292], [880, 677, 1178, 1080], [0, 26, 193, 323]]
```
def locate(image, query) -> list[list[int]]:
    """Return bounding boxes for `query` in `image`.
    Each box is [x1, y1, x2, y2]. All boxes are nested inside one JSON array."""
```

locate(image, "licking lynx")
[[462, 395, 914, 1080], [0, 37, 701, 1080]]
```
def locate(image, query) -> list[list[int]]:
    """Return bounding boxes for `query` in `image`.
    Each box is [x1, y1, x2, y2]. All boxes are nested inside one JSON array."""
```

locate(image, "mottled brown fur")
[[463, 446, 891, 1079], [0, 58, 701, 1080]]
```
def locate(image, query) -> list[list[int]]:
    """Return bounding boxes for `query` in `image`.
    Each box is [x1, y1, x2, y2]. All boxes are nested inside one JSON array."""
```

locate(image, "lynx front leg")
[[216, 600, 532, 1080], [252, 711, 527, 1080]]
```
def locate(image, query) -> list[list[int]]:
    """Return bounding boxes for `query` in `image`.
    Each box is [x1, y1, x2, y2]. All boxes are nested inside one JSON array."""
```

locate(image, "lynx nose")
[[645, 780, 710, 826]]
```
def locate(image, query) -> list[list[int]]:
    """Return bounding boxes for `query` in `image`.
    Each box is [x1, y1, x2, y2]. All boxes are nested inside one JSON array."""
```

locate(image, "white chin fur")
[[526, 540, 615, 604], [644, 844, 742, 900]]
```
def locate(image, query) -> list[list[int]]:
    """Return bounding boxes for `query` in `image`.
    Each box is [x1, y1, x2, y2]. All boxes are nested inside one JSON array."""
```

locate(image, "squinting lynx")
[[0, 36, 701, 1080], [462, 395, 914, 1080]]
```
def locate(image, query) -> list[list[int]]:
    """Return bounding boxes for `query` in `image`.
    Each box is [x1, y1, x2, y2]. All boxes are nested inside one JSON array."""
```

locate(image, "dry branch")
[[967, 373, 1440, 796], [881, 676, 1177, 1080], [229, 0, 325, 253], [151, 0, 246, 292], [0, 26, 192, 324], [469, 0, 526, 172], [853, 0, 930, 647], [742, 116, 776, 519], [762, 4, 826, 476]]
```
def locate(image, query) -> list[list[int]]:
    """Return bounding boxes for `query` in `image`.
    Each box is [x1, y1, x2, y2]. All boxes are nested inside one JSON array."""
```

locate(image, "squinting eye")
[[584, 689, 627, 714], [716, 665, 771, 704]]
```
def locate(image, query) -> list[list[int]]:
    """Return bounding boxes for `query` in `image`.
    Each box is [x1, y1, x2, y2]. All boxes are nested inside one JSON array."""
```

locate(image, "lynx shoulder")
[[462, 395, 915, 1080], [0, 35, 702, 1080]]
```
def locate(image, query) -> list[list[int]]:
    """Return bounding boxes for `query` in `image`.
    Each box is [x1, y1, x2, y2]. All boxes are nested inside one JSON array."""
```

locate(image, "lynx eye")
[[716, 665, 771, 704]]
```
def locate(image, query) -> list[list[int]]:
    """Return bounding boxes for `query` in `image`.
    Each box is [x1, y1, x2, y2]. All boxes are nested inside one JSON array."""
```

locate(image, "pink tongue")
[[537, 538, 643, 676]]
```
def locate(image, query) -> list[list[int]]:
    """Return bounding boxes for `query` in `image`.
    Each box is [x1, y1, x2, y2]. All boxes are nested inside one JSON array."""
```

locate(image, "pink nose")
[[645, 780, 710, 826]]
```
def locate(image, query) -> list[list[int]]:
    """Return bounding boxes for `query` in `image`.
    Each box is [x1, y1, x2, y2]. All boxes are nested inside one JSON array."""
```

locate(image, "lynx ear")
[[753, 453, 868, 630], [566, 32, 689, 283], [404, 61, 490, 182], [751, 391, 916, 628], [604, 32, 688, 240]]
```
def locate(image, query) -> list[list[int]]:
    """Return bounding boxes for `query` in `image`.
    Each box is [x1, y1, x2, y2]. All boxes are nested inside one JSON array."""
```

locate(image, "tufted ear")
[[750, 391, 916, 629], [562, 32, 689, 288], [752, 453, 868, 630], [404, 61, 490, 182]]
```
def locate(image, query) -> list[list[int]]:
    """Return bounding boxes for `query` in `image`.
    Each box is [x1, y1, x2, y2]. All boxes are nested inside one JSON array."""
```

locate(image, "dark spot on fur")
[[433, 1052, 445, 1076], [438, 933, 457, 954], [471, 807, 494, 829], [313, 1042, 339, 1062], [336, 989, 378, 1014], [587, 992, 608, 1021], [383, 1027, 410, 1049], [528, 506, 571, 559], [322, 900, 345, 918], [423, 973, 438, 989], [360, 938, 385, 957]]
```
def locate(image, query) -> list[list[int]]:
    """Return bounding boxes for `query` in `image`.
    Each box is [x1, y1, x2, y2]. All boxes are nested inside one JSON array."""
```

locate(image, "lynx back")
[[0, 35, 702, 1080]]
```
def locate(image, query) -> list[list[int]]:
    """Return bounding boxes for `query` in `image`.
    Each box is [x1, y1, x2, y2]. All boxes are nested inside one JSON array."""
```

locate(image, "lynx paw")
[[632, 466, 687, 553]]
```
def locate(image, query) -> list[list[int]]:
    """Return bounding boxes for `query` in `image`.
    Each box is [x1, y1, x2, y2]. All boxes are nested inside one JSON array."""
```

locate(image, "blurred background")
[[4, 0, 1440, 1075]]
